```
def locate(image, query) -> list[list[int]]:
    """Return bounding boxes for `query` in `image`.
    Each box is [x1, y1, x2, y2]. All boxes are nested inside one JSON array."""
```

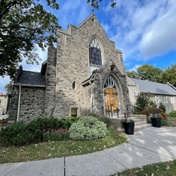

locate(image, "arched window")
[[89, 38, 102, 66], [104, 76, 117, 89]]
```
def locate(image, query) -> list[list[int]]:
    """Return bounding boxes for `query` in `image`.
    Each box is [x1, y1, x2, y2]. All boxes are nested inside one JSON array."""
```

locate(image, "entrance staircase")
[[110, 114, 151, 132], [131, 115, 151, 131]]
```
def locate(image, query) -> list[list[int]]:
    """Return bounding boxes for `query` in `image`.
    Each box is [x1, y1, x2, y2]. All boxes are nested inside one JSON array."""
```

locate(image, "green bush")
[[69, 116, 108, 140], [88, 113, 111, 128], [0, 121, 30, 146], [58, 116, 81, 129], [134, 93, 150, 114], [159, 103, 166, 113], [161, 119, 168, 126], [43, 128, 70, 141], [170, 110, 176, 117], [0, 116, 80, 146]]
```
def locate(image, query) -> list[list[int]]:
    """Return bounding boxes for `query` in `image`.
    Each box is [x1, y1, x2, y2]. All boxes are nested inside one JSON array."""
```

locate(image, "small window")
[[71, 107, 78, 117], [72, 81, 76, 90]]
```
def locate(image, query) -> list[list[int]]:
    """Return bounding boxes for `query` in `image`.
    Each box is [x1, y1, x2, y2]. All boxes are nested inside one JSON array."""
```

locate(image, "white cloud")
[[128, 64, 141, 72], [140, 5, 176, 58], [104, 0, 176, 63]]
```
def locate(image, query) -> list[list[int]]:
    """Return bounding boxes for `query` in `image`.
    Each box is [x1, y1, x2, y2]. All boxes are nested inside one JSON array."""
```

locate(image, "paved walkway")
[[0, 126, 176, 176]]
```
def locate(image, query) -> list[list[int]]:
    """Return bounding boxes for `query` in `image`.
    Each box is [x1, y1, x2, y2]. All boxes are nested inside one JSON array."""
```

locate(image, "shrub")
[[58, 116, 81, 129], [134, 93, 150, 114], [87, 113, 111, 128], [170, 110, 176, 117], [69, 116, 108, 140], [159, 103, 166, 113], [43, 128, 70, 141], [0, 116, 81, 146], [161, 119, 168, 126], [0, 121, 30, 146]]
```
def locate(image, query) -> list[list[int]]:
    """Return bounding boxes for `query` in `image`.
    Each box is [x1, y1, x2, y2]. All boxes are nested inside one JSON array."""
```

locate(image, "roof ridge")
[[22, 70, 40, 74]]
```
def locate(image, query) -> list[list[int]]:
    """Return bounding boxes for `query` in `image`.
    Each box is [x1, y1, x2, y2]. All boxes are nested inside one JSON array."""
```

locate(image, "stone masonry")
[[50, 14, 130, 117]]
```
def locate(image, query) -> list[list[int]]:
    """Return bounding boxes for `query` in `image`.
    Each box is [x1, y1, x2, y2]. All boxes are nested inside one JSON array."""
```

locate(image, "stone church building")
[[9, 14, 130, 121]]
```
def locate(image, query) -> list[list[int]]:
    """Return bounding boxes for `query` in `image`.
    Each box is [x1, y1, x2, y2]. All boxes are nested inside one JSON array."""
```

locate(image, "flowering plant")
[[43, 128, 70, 141]]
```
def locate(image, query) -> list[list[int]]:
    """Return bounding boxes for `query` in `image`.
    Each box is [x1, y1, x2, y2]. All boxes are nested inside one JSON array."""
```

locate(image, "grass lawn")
[[115, 160, 176, 176], [0, 130, 126, 164]]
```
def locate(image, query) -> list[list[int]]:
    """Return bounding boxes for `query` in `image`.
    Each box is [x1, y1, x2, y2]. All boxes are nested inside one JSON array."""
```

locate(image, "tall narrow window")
[[89, 38, 102, 66]]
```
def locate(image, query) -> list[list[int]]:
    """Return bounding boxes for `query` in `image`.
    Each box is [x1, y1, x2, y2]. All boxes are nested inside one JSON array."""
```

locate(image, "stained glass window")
[[89, 38, 102, 66], [104, 76, 117, 89]]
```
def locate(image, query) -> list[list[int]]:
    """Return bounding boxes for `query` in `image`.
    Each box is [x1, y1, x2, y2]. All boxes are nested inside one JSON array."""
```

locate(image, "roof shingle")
[[131, 78, 176, 95], [15, 71, 45, 86]]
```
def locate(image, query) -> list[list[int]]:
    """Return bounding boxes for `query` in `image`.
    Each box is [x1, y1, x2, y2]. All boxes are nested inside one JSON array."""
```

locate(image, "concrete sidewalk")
[[0, 127, 176, 176]]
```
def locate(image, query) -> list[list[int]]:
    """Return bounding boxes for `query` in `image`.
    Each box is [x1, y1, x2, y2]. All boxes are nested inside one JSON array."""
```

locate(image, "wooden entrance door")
[[104, 88, 118, 117]]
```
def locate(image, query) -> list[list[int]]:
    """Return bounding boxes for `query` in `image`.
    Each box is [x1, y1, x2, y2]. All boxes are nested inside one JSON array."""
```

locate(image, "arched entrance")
[[104, 76, 119, 117]]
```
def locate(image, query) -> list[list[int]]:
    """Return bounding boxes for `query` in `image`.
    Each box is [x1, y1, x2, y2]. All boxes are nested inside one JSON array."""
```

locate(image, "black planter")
[[151, 117, 161, 128], [123, 121, 135, 135]]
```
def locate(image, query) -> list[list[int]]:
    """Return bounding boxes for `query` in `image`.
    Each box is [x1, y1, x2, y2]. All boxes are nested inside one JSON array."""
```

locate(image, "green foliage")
[[161, 119, 168, 126], [43, 128, 70, 141], [0, 0, 59, 78], [126, 71, 139, 79], [87, 0, 116, 9], [69, 116, 108, 140], [118, 160, 176, 176], [134, 93, 150, 113], [159, 103, 166, 113], [58, 116, 81, 129], [162, 64, 176, 87], [0, 116, 80, 146], [137, 64, 163, 82], [0, 121, 30, 146], [87, 113, 111, 128], [169, 110, 176, 117], [127, 64, 176, 88]]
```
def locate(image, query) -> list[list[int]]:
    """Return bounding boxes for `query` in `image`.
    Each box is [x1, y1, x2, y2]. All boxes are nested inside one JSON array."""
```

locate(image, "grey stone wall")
[[44, 46, 56, 116], [92, 59, 130, 116], [52, 15, 130, 117], [19, 87, 45, 121], [8, 87, 19, 120], [9, 86, 45, 121]]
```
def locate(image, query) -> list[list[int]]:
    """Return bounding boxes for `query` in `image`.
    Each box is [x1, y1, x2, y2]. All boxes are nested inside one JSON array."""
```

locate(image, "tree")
[[87, 0, 116, 9], [137, 64, 163, 82], [0, 0, 59, 79], [162, 64, 176, 87], [127, 64, 163, 82], [0, 0, 116, 79], [126, 71, 139, 79], [5, 83, 13, 94]]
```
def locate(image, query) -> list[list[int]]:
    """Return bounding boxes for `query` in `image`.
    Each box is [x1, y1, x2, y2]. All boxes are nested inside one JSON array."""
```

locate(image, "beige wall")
[[0, 94, 8, 114], [127, 77, 176, 113]]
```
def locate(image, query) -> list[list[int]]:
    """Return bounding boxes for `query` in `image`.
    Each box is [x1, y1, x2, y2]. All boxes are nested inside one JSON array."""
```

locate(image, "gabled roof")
[[77, 14, 94, 28], [15, 71, 45, 86], [131, 78, 176, 95]]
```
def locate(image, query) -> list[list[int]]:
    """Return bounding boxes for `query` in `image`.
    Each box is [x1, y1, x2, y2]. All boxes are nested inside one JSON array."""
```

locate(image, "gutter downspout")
[[17, 84, 21, 122]]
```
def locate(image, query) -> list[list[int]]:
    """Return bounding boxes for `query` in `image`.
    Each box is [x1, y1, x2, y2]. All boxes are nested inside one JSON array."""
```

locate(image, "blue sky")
[[0, 0, 176, 93]]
